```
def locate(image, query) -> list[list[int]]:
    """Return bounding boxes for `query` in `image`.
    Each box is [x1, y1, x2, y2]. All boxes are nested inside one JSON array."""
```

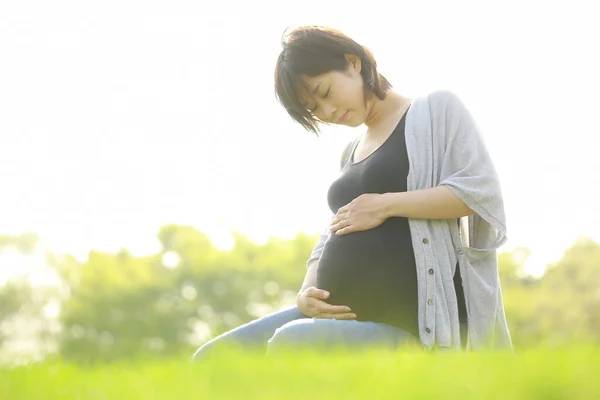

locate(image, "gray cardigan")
[[307, 90, 513, 351]]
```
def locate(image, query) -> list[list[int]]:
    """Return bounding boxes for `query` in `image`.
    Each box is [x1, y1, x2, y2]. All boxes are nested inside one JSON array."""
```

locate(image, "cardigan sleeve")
[[433, 90, 507, 250]]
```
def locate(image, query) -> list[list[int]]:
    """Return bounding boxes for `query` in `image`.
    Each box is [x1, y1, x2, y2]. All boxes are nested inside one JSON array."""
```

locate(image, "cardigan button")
[[428, 299, 434, 306], [425, 328, 431, 334], [422, 238, 429, 244], [457, 247, 464, 255], [428, 269, 434, 275]]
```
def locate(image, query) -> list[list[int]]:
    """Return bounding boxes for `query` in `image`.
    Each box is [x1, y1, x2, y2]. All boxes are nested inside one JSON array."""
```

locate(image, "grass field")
[[1, 345, 599, 399]]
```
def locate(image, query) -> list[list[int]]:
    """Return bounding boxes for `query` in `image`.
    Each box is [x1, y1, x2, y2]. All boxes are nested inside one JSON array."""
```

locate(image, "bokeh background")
[[1, 0, 599, 364]]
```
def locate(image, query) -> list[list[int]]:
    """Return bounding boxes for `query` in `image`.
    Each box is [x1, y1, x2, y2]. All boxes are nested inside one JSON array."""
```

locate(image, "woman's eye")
[[307, 88, 329, 114]]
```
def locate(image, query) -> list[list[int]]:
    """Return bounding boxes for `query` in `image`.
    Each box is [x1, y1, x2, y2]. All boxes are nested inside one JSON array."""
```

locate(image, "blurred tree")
[[56, 224, 316, 362], [0, 233, 39, 255], [0, 235, 58, 364], [50, 223, 600, 362], [0, 280, 30, 348], [500, 237, 600, 349], [536, 237, 600, 345]]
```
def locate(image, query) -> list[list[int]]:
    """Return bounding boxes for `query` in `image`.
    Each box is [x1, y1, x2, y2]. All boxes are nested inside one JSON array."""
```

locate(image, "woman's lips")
[[337, 111, 349, 123]]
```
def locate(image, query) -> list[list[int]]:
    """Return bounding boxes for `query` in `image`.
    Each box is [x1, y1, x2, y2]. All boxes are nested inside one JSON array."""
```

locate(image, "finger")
[[332, 208, 349, 223], [316, 312, 357, 320], [324, 304, 353, 313], [335, 226, 354, 235], [329, 221, 340, 232], [330, 215, 343, 227], [305, 287, 330, 299], [309, 301, 352, 314], [334, 221, 356, 234], [336, 207, 349, 217], [330, 219, 351, 232]]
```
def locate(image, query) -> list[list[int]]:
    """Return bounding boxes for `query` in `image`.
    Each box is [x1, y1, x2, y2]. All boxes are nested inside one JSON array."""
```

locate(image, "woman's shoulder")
[[409, 89, 471, 123], [339, 137, 359, 169], [412, 89, 465, 108]]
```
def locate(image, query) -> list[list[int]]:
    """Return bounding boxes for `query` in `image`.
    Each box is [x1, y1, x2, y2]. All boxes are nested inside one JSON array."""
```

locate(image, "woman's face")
[[300, 55, 369, 127]]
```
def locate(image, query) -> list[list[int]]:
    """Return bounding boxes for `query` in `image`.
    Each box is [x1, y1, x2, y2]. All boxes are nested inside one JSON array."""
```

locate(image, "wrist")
[[381, 192, 402, 219]]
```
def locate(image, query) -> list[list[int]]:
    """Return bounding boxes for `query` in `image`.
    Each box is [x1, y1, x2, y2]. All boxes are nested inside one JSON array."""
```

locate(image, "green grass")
[[1, 345, 599, 399]]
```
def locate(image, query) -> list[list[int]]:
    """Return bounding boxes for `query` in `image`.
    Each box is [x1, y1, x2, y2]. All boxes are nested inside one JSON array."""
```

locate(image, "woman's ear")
[[344, 54, 362, 73]]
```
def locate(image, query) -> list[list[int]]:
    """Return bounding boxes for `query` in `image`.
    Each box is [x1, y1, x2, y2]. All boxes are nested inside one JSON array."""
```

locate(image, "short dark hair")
[[274, 26, 392, 135]]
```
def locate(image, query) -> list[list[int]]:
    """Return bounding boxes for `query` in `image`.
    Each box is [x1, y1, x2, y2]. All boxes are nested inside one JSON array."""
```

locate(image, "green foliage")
[[0, 234, 58, 356], [0, 280, 31, 348], [54, 225, 315, 362], [2, 346, 600, 399], [0, 280, 30, 321], [0, 233, 39, 255], [501, 237, 600, 349], [4, 223, 600, 364]]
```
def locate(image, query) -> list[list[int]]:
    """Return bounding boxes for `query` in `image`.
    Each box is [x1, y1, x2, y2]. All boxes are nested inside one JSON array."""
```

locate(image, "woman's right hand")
[[296, 286, 356, 320]]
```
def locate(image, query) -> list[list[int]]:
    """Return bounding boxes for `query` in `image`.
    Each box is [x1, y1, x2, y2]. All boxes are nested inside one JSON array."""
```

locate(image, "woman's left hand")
[[330, 193, 390, 236]]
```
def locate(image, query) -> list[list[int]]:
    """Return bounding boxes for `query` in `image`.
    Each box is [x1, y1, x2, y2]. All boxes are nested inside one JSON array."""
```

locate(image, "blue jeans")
[[190, 305, 418, 361]]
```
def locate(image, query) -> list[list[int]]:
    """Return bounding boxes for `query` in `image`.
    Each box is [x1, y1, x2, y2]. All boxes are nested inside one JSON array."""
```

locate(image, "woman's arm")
[[330, 186, 474, 236], [299, 260, 319, 293], [382, 185, 475, 220]]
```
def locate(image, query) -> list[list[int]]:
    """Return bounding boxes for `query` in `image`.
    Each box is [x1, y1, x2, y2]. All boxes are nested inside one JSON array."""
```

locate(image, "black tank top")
[[316, 107, 419, 336]]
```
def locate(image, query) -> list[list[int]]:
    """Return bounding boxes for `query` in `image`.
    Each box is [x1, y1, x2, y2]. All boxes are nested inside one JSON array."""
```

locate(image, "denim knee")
[[267, 319, 323, 354]]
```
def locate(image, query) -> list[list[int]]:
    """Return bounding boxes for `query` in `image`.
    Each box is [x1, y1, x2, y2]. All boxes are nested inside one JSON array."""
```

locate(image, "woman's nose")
[[321, 103, 337, 120]]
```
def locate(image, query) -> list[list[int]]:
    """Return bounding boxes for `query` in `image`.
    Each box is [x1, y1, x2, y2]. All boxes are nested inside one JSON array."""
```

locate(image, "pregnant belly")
[[315, 231, 414, 321]]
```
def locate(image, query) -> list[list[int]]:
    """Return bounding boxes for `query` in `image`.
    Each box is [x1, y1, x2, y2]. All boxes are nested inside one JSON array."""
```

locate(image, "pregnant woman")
[[191, 26, 512, 361], [314, 104, 420, 339]]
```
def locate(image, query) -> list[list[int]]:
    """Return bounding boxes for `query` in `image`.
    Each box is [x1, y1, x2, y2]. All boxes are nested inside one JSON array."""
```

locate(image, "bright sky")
[[1, 0, 598, 278]]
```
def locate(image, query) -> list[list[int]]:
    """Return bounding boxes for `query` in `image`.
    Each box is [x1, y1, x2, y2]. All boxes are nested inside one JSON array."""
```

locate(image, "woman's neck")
[[363, 89, 410, 134]]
